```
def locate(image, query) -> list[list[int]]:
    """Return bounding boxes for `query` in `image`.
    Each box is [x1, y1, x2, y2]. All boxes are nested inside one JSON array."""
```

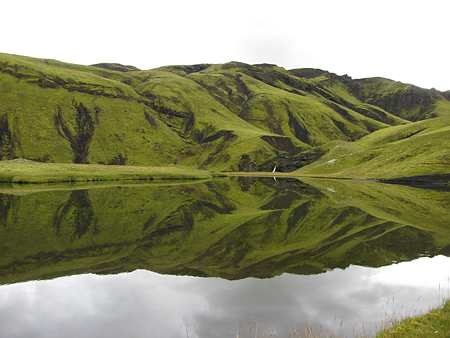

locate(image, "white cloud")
[[1, 0, 449, 90]]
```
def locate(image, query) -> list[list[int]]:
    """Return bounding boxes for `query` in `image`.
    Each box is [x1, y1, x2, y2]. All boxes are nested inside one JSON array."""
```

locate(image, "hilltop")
[[0, 52, 449, 179]]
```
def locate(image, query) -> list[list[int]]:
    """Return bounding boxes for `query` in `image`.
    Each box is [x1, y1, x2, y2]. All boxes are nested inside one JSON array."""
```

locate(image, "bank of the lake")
[[0, 159, 211, 183], [377, 301, 450, 338]]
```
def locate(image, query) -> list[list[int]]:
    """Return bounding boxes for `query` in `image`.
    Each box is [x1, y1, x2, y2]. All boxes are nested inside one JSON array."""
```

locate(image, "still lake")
[[0, 177, 449, 337]]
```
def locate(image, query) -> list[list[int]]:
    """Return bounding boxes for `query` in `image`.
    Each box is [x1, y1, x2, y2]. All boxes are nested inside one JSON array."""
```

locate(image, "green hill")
[[297, 117, 450, 179], [0, 52, 449, 177]]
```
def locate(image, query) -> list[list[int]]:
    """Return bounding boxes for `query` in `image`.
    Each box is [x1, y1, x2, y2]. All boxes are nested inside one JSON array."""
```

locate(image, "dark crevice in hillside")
[[354, 105, 398, 125], [53, 190, 97, 239], [263, 101, 284, 134], [144, 111, 158, 128], [0, 114, 16, 160], [235, 74, 253, 119], [324, 101, 358, 123], [331, 118, 363, 141], [261, 135, 299, 154], [258, 148, 324, 172], [201, 132, 237, 168], [238, 154, 257, 172], [191, 124, 233, 144], [54, 101, 98, 163], [286, 110, 312, 145], [144, 99, 195, 138], [191, 78, 236, 112]]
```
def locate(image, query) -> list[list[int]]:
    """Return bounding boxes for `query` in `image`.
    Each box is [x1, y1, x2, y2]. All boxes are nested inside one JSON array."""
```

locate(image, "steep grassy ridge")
[[295, 68, 450, 121], [297, 117, 450, 179]]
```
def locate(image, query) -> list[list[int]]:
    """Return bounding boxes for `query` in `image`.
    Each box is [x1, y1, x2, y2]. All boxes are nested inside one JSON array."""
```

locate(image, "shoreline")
[[0, 160, 449, 186]]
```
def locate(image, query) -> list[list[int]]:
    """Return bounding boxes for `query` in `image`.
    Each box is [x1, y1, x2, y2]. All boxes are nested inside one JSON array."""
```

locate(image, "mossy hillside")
[[290, 68, 408, 126], [0, 70, 186, 165], [293, 68, 450, 122], [297, 117, 450, 179], [2, 52, 448, 172], [0, 177, 449, 284], [0, 53, 140, 98], [353, 77, 450, 121], [188, 67, 387, 144]]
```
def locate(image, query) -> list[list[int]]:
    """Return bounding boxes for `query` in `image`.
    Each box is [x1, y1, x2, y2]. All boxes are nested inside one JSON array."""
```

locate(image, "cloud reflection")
[[0, 256, 448, 338]]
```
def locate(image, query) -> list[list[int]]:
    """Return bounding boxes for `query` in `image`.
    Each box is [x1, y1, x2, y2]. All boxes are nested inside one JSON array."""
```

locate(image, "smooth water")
[[0, 177, 449, 337]]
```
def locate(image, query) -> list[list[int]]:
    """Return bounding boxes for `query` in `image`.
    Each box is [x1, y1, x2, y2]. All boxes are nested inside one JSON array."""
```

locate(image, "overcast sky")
[[2, 0, 449, 90]]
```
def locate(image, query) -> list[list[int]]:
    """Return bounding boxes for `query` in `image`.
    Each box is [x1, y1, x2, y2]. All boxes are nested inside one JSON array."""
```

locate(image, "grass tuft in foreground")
[[377, 301, 450, 338], [0, 159, 211, 183]]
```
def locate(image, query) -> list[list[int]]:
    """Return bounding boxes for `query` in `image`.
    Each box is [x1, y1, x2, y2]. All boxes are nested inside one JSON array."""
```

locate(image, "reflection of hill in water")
[[0, 177, 449, 284]]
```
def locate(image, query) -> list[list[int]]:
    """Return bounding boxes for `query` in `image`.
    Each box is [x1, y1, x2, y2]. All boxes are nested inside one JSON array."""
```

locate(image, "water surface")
[[0, 177, 449, 337]]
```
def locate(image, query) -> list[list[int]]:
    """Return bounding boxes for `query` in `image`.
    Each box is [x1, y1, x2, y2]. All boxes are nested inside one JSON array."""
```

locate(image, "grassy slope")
[[0, 53, 186, 165], [1, 52, 449, 176], [0, 159, 211, 183], [377, 301, 450, 338], [297, 117, 450, 179], [0, 177, 449, 283], [294, 68, 450, 122], [353, 77, 450, 121], [0, 54, 434, 174]]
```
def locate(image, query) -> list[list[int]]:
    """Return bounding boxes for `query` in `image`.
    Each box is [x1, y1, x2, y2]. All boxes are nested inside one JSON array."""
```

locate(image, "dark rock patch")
[[287, 110, 312, 145], [0, 114, 16, 160], [261, 135, 299, 155], [54, 101, 98, 164]]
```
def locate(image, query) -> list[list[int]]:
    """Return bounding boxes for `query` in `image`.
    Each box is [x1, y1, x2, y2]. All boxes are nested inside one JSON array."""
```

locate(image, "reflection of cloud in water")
[[0, 256, 449, 338]]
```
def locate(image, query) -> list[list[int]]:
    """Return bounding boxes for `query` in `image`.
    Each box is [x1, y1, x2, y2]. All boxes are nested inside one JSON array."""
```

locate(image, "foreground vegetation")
[[377, 301, 450, 338], [0, 159, 210, 183]]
